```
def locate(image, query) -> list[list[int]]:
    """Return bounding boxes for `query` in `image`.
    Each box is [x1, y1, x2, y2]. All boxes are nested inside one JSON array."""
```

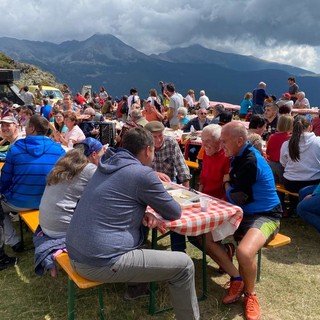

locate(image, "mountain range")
[[0, 33, 320, 106]]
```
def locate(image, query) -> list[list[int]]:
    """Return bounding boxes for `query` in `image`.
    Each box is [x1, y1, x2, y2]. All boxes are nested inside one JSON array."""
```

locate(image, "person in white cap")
[[0, 116, 21, 149]]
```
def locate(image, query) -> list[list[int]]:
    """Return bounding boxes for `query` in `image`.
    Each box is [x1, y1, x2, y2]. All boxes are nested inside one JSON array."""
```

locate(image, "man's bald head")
[[221, 122, 248, 157]]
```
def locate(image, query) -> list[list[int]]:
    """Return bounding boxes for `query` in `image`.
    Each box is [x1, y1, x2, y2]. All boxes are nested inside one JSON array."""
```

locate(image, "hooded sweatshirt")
[[66, 147, 181, 267], [1, 136, 65, 208], [280, 132, 320, 181]]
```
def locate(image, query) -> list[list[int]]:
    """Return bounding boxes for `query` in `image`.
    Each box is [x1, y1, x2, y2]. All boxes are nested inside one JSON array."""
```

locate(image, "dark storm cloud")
[[1, 0, 320, 71]]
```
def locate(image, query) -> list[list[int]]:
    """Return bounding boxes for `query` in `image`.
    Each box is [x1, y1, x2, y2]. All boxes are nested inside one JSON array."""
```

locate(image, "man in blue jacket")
[[204, 121, 281, 320], [66, 127, 199, 320], [1, 115, 65, 253]]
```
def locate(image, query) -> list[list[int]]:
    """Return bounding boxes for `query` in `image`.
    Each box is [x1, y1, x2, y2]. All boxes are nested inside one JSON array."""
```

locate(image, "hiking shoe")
[[244, 292, 260, 320], [218, 242, 235, 274], [0, 254, 18, 271], [222, 279, 244, 304], [123, 283, 149, 301], [12, 241, 24, 252]]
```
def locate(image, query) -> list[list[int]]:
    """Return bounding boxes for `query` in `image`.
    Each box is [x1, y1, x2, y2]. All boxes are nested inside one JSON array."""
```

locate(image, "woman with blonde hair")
[[39, 138, 103, 238], [34, 138, 104, 276], [239, 92, 253, 119], [185, 89, 196, 112]]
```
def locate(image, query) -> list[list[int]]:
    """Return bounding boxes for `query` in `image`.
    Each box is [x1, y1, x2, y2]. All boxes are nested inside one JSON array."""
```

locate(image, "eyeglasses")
[[54, 115, 63, 118], [200, 112, 207, 115]]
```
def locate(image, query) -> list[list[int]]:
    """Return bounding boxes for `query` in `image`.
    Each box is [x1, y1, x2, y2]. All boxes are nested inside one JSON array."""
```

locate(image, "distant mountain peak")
[[0, 34, 319, 106]]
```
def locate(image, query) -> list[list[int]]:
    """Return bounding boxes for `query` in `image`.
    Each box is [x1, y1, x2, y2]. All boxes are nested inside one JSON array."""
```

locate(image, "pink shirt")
[[65, 125, 86, 143]]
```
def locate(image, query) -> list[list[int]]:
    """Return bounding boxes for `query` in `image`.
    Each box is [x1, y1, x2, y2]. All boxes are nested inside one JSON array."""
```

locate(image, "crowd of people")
[[0, 78, 319, 320]]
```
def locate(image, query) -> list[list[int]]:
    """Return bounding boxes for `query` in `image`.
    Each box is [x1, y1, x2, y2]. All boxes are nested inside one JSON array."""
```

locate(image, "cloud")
[[1, 0, 320, 72]]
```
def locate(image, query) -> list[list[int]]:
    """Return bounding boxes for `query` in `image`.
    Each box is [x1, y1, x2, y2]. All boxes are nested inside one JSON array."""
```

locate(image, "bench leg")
[[19, 216, 24, 248], [256, 249, 262, 282], [97, 287, 105, 320], [190, 169, 196, 189], [199, 234, 207, 300], [68, 279, 75, 320]]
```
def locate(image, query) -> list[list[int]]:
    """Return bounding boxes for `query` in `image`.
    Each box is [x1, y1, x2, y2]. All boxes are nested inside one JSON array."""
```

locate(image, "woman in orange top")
[[142, 97, 164, 122]]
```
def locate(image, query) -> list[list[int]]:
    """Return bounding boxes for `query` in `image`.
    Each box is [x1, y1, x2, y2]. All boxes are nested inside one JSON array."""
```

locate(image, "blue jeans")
[[170, 232, 202, 252], [297, 189, 320, 232]]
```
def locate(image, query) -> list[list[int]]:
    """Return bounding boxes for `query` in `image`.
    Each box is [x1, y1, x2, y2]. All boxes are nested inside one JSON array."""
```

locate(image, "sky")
[[2, 0, 320, 73]]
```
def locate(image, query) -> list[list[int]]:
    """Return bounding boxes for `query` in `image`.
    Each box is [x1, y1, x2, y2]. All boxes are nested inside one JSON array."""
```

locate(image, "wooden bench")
[[55, 253, 105, 320], [185, 160, 199, 170], [256, 233, 291, 282], [18, 210, 105, 319], [276, 184, 299, 197], [19, 210, 39, 233], [18, 210, 40, 246], [185, 160, 199, 188]]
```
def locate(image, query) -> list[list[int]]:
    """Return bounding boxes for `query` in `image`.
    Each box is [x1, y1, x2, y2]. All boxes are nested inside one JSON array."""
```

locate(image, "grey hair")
[[200, 90, 205, 95], [202, 124, 221, 140], [84, 107, 95, 115], [297, 91, 305, 98], [177, 106, 188, 116], [213, 103, 225, 114], [259, 82, 266, 88]]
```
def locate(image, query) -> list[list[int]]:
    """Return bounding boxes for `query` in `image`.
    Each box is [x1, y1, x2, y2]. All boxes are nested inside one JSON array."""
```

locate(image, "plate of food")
[[167, 189, 200, 208]]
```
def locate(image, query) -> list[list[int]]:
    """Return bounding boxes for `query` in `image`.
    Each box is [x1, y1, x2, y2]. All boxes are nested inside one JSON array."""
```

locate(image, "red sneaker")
[[222, 279, 244, 304], [244, 293, 260, 320]]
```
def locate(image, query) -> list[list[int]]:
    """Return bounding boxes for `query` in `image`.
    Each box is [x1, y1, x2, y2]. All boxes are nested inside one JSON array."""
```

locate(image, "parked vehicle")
[[28, 85, 63, 104]]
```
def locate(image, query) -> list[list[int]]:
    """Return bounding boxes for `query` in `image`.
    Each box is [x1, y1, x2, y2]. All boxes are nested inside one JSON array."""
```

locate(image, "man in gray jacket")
[[66, 127, 199, 320]]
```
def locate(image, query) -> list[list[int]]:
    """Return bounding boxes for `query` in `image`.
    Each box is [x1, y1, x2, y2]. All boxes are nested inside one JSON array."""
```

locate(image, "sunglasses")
[[200, 112, 207, 115]]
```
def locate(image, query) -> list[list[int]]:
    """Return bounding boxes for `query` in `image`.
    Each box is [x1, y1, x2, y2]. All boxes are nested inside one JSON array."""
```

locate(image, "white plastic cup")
[[200, 197, 210, 212]]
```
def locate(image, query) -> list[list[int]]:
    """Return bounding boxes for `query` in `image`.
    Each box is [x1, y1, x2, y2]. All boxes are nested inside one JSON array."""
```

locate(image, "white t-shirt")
[[185, 94, 194, 107], [128, 94, 140, 114], [168, 93, 183, 127], [21, 91, 35, 105], [198, 95, 210, 109]]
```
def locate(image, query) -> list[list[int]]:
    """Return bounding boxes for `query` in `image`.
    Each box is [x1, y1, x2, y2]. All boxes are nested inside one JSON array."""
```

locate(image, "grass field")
[[1, 217, 320, 320]]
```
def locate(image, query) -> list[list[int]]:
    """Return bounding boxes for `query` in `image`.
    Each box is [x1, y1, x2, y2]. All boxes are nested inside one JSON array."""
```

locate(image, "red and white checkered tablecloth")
[[148, 197, 243, 242]]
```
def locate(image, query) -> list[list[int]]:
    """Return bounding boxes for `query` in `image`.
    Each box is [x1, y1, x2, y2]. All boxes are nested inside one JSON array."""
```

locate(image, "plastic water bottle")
[[190, 125, 195, 133]]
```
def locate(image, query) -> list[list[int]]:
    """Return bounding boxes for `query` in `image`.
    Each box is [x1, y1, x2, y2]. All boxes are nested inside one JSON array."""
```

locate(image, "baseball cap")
[[74, 137, 103, 157], [282, 93, 291, 99], [0, 116, 19, 125], [12, 104, 21, 110]]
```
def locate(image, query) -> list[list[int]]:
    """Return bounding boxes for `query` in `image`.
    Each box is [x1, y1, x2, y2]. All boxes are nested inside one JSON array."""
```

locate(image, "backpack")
[[120, 101, 128, 114], [154, 99, 162, 113]]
